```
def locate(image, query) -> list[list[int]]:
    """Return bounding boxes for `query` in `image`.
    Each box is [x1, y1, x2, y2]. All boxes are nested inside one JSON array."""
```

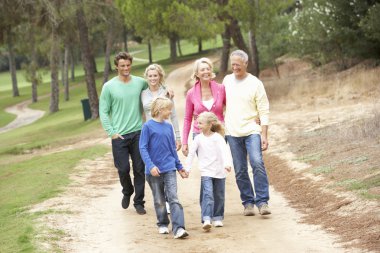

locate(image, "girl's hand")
[[182, 144, 189, 156], [176, 140, 182, 151], [150, 167, 160, 177], [178, 169, 188, 178], [225, 166, 231, 172]]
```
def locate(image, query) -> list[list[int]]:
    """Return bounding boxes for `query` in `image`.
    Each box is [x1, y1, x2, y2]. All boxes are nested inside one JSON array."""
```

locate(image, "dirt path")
[[32, 63, 367, 253], [0, 99, 45, 134]]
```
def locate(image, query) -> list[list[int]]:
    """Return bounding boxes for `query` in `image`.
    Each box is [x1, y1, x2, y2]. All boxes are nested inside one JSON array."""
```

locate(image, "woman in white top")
[[184, 111, 232, 231], [141, 64, 182, 151]]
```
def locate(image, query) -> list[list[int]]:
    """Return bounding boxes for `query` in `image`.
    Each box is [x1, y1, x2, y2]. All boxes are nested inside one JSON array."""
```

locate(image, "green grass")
[[0, 145, 109, 253], [312, 165, 335, 175], [295, 152, 323, 162]]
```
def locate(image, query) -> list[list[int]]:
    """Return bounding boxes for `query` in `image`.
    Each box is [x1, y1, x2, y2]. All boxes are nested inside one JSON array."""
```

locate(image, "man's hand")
[[176, 140, 182, 151], [150, 167, 160, 177], [182, 144, 189, 156], [255, 117, 261, 125], [112, 133, 124, 140], [225, 166, 231, 172]]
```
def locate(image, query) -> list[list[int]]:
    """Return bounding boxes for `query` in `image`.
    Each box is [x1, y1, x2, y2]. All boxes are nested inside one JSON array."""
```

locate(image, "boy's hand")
[[150, 167, 160, 177]]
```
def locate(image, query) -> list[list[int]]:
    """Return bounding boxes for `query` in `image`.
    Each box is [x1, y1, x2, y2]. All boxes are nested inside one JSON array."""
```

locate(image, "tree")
[[0, 0, 22, 97], [75, 0, 99, 119]]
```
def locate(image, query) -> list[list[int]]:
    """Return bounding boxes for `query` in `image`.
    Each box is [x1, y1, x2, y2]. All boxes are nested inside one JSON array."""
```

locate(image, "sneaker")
[[258, 203, 271, 215], [213, 220, 223, 227], [174, 228, 189, 239], [121, 195, 130, 209], [202, 220, 211, 231], [158, 226, 169, 234], [135, 205, 146, 215], [166, 201, 171, 214], [243, 203, 255, 216]]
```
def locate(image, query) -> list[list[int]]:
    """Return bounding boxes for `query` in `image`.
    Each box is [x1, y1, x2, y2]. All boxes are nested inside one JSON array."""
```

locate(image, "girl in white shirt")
[[185, 112, 232, 231]]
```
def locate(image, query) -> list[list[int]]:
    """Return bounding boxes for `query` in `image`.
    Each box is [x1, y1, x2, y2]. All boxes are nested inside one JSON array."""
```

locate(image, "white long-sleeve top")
[[185, 132, 232, 179]]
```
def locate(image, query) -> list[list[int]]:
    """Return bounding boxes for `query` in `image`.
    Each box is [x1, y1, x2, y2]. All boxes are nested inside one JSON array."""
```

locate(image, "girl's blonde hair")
[[191, 57, 216, 80], [151, 97, 172, 118], [144, 64, 165, 85], [197, 111, 224, 136]]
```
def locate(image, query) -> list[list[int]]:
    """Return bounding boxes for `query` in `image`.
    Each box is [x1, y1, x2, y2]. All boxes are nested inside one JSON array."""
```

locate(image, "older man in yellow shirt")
[[223, 50, 271, 216]]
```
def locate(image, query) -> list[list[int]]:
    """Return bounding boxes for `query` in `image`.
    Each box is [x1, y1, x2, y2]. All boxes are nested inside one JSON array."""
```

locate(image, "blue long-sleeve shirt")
[[139, 119, 183, 175]]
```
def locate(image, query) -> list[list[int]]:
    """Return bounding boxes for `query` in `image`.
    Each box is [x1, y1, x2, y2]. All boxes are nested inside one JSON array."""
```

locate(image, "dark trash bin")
[[81, 98, 92, 121]]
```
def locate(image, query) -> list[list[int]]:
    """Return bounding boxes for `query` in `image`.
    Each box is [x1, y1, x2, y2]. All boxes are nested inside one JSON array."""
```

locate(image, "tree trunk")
[[123, 25, 128, 52], [103, 25, 113, 85], [169, 33, 177, 62], [249, 30, 259, 76], [70, 46, 75, 81], [219, 24, 231, 76], [6, 28, 19, 97], [177, 38, 183, 57], [198, 38, 203, 53], [148, 40, 153, 64], [63, 43, 70, 101], [59, 48, 64, 85], [76, 1, 99, 119], [29, 27, 38, 103], [49, 26, 60, 113]]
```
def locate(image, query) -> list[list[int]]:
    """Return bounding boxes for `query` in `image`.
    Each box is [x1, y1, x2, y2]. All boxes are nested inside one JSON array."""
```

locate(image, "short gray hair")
[[230, 50, 249, 63]]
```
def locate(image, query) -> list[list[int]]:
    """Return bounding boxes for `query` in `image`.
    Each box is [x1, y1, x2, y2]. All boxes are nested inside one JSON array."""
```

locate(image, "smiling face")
[[196, 62, 212, 82], [116, 59, 132, 78], [147, 69, 161, 88], [197, 117, 211, 134], [160, 105, 172, 120], [230, 55, 248, 79]]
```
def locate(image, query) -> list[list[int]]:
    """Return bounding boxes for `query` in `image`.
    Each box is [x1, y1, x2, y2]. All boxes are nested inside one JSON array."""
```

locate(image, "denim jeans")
[[112, 130, 145, 207], [146, 170, 186, 234], [200, 176, 226, 222], [226, 134, 269, 208]]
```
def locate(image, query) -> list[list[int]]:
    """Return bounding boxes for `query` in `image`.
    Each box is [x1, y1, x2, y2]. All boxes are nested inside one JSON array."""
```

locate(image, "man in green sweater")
[[99, 52, 148, 215]]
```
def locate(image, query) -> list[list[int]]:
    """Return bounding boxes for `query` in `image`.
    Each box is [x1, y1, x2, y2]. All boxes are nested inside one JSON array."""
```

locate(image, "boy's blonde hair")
[[197, 111, 224, 136], [151, 97, 172, 118], [191, 57, 216, 80], [144, 64, 165, 85]]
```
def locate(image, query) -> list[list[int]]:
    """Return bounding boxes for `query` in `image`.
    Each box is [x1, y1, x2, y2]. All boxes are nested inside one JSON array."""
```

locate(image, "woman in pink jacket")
[[182, 58, 226, 156]]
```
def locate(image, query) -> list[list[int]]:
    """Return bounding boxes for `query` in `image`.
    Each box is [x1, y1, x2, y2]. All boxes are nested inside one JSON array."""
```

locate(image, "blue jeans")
[[226, 134, 269, 208], [112, 131, 145, 207], [146, 170, 186, 234], [200, 176, 225, 222]]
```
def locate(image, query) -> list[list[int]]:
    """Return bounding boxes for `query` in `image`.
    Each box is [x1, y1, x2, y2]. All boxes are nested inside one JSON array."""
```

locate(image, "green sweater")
[[99, 75, 148, 137]]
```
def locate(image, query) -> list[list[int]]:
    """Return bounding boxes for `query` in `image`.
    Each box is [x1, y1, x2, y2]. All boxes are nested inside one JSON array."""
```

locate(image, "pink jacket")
[[182, 80, 226, 145]]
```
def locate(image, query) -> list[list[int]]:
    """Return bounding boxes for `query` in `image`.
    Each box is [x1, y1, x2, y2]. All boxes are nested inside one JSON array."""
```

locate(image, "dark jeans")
[[112, 130, 145, 207]]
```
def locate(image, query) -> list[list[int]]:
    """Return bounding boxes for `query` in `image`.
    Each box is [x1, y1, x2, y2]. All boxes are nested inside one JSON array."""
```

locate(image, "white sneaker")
[[213, 220, 223, 227], [166, 202, 171, 214], [202, 220, 211, 231], [174, 228, 189, 239], [158, 226, 169, 234]]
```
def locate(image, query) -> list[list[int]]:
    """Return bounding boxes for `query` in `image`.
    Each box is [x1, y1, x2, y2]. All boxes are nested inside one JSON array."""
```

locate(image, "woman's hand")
[[182, 144, 189, 156]]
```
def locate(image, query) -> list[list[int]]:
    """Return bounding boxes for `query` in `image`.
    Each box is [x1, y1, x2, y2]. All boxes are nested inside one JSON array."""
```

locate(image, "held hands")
[[111, 133, 125, 140], [182, 144, 189, 156], [261, 136, 269, 151], [176, 140, 182, 151], [178, 169, 189, 178], [150, 167, 161, 177]]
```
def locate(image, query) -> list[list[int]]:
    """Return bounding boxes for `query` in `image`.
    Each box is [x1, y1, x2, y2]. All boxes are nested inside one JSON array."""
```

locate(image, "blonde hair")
[[191, 57, 216, 80], [144, 64, 165, 85], [151, 97, 172, 118], [197, 112, 224, 136]]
